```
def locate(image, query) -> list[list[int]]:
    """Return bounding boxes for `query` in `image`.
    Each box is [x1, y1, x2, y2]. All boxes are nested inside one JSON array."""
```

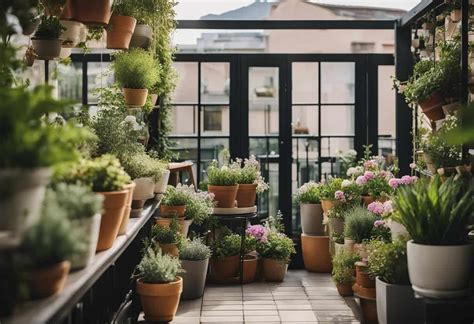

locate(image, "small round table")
[[212, 212, 258, 284]]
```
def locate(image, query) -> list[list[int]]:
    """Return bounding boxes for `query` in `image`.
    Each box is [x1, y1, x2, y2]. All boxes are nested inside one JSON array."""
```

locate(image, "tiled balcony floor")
[[171, 270, 361, 324]]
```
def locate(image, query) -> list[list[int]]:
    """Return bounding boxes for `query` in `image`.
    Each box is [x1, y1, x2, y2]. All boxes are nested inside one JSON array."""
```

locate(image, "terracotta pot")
[[236, 183, 257, 207], [262, 258, 288, 282], [301, 234, 332, 273], [353, 283, 376, 299], [60, 0, 72, 20], [95, 189, 129, 251], [70, 214, 101, 270], [300, 203, 325, 235], [356, 262, 375, 288], [418, 92, 445, 121], [242, 254, 258, 284], [156, 217, 193, 237], [362, 195, 375, 206], [359, 295, 378, 324], [118, 182, 136, 235], [211, 255, 240, 280], [159, 243, 179, 257], [123, 88, 148, 107], [181, 259, 209, 300], [106, 15, 136, 50], [329, 218, 344, 236], [160, 205, 186, 218], [150, 94, 159, 107], [70, 0, 113, 26], [336, 282, 353, 297], [27, 261, 70, 299], [207, 185, 239, 208], [321, 199, 338, 213], [31, 38, 62, 60], [130, 24, 153, 49], [137, 277, 183, 322]]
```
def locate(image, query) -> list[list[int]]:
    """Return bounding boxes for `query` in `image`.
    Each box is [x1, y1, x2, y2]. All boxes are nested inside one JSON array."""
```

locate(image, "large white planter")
[[180, 258, 209, 300], [133, 178, 155, 201], [407, 240, 474, 298], [60, 20, 84, 47], [70, 213, 102, 270], [154, 170, 170, 194], [300, 203, 324, 235], [0, 168, 51, 237], [376, 277, 423, 324], [130, 24, 153, 49]]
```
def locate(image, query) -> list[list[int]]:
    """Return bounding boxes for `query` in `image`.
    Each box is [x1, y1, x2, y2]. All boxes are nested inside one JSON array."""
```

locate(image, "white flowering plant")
[[294, 181, 322, 204], [206, 160, 240, 186], [232, 156, 269, 193]]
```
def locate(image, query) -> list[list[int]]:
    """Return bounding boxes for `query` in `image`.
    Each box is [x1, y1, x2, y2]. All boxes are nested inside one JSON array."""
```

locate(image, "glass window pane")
[[321, 62, 355, 104], [57, 62, 82, 103], [200, 138, 229, 182], [87, 62, 113, 104], [321, 105, 354, 136], [201, 106, 229, 135], [321, 137, 354, 157], [170, 138, 198, 162], [170, 105, 197, 135], [378, 65, 396, 157], [249, 67, 279, 135], [292, 62, 318, 104], [201, 62, 230, 104], [171, 62, 198, 103], [292, 105, 318, 136]]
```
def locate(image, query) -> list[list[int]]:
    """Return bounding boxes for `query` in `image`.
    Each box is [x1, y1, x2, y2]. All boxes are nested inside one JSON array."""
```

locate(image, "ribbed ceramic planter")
[[301, 234, 332, 273], [300, 203, 324, 235], [208, 185, 239, 208], [27, 261, 71, 299], [70, 214, 101, 270], [181, 258, 209, 300], [137, 277, 183, 322]]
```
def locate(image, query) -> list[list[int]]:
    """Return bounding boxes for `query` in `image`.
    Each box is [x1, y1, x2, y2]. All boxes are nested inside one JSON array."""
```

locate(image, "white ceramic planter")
[[133, 178, 155, 201], [334, 242, 345, 255], [154, 170, 170, 194], [387, 219, 408, 241], [407, 240, 474, 298], [344, 238, 355, 252], [0, 168, 51, 237], [180, 258, 209, 300], [130, 24, 153, 49], [300, 203, 324, 235], [60, 20, 84, 47], [376, 277, 424, 324], [70, 214, 102, 270]]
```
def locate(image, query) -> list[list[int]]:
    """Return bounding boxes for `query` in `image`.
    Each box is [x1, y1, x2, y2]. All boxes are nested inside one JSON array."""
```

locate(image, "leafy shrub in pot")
[[180, 238, 211, 299], [160, 185, 193, 218], [331, 250, 361, 296], [151, 217, 183, 257], [207, 161, 240, 208]]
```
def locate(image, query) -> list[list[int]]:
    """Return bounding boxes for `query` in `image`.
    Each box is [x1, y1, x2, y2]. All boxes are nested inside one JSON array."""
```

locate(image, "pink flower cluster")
[[334, 190, 346, 202], [367, 200, 393, 216], [374, 220, 386, 228], [355, 170, 377, 186], [246, 225, 268, 242], [388, 175, 418, 189], [363, 160, 378, 170]]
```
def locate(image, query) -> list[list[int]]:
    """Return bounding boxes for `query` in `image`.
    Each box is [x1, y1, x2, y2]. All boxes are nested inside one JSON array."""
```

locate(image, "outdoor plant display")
[[32, 15, 65, 60], [233, 156, 269, 207], [107, 0, 137, 49], [294, 181, 324, 235], [391, 176, 474, 298], [112, 48, 160, 107], [179, 238, 212, 299], [331, 250, 361, 296], [160, 184, 193, 218], [133, 248, 184, 322], [151, 218, 183, 257], [206, 161, 240, 208], [355, 170, 392, 205]]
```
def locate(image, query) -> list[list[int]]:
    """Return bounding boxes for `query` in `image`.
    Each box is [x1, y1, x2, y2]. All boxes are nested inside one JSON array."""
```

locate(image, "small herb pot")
[[137, 277, 183, 322], [207, 185, 239, 208], [27, 261, 71, 299]]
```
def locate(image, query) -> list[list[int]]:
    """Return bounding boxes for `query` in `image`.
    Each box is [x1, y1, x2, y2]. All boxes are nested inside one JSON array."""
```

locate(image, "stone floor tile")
[[244, 310, 279, 316], [244, 316, 281, 322], [243, 300, 276, 305], [279, 310, 318, 322], [202, 300, 243, 306], [243, 304, 278, 310], [202, 305, 243, 311], [277, 303, 312, 310], [275, 299, 311, 305], [200, 316, 244, 323], [201, 310, 243, 316], [170, 316, 201, 323], [203, 295, 243, 301]]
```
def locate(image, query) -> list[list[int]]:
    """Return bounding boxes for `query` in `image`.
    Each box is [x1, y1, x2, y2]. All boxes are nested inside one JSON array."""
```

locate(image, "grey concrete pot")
[[376, 277, 424, 324], [180, 258, 209, 300], [300, 203, 324, 235], [70, 214, 102, 270]]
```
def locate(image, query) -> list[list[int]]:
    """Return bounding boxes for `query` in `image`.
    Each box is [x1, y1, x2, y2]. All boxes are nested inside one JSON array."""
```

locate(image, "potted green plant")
[[210, 233, 241, 280], [159, 184, 192, 219], [367, 238, 424, 324], [106, 0, 137, 49], [181, 190, 215, 237], [133, 248, 184, 322], [392, 176, 473, 298], [112, 48, 160, 107], [355, 171, 392, 205], [32, 15, 65, 60], [319, 178, 350, 212], [51, 184, 103, 270], [233, 156, 269, 208], [68, 0, 113, 26], [179, 238, 211, 299], [294, 181, 324, 235], [0, 86, 91, 242], [331, 250, 360, 296], [151, 217, 183, 257], [343, 206, 379, 259], [206, 161, 240, 208]]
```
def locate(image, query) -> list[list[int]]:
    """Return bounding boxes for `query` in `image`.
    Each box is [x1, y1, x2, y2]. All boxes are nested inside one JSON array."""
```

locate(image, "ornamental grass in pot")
[[331, 250, 361, 297], [233, 156, 268, 207], [207, 161, 240, 208], [106, 0, 137, 49], [179, 238, 212, 299], [392, 176, 474, 299], [112, 48, 160, 107], [133, 248, 184, 322], [151, 218, 183, 257], [32, 16, 65, 60], [294, 181, 324, 235]]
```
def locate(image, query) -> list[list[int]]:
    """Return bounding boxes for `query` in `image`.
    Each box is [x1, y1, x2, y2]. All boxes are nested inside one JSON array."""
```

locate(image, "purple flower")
[[382, 201, 393, 214], [374, 220, 386, 228], [364, 171, 374, 180], [367, 201, 384, 215], [388, 178, 400, 189], [334, 190, 346, 202], [356, 175, 367, 186], [246, 225, 268, 241], [400, 175, 412, 185]]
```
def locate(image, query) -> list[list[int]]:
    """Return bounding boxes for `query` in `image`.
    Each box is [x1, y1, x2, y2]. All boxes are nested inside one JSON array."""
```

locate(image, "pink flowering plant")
[[294, 181, 322, 204], [388, 175, 418, 190], [356, 171, 393, 198], [320, 178, 361, 204]]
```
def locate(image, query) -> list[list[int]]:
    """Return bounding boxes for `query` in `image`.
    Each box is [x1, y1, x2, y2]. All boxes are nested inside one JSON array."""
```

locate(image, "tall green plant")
[[343, 206, 378, 243], [112, 48, 160, 89], [367, 238, 410, 285]]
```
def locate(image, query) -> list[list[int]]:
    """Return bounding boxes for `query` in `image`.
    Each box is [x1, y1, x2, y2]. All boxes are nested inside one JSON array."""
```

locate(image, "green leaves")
[[367, 238, 410, 285], [34, 15, 65, 39], [112, 48, 160, 89], [133, 247, 183, 284], [331, 250, 360, 284], [180, 237, 211, 261], [207, 162, 240, 186], [256, 232, 296, 263], [343, 207, 379, 244]]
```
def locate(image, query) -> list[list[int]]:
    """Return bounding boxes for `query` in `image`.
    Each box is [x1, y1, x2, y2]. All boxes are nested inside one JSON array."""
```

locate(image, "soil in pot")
[[181, 259, 209, 300], [208, 185, 239, 208], [211, 255, 240, 280], [236, 183, 257, 208], [159, 243, 179, 257], [262, 258, 288, 282], [243, 254, 258, 284], [123, 88, 148, 107], [160, 205, 186, 218], [137, 277, 183, 322], [419, 92, 445, 121], [70, 214, 101, 270], [118, 182, 136, 236], [336, 282, 354, 297], [301, 234, 332, 273], [32, 38, 62, 60], [95, 189, 128, 251], [300, 203, 325, 235], [70, 0, 113, 26], [106, 15, 136, 49], [27, 261, 70, 299]]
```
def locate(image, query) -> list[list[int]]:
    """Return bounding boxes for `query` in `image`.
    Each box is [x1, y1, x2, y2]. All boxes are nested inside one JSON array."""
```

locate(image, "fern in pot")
[[392, 176, 474, 298], [179, 238, 211, 299], [133, 248, 184, 322]]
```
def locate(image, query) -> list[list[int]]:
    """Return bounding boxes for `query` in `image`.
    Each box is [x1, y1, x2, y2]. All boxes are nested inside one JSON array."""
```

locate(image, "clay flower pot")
[[70, 213, 101, 270], [95, 189, 129, 251], [70, 0, 113, 26], [60, 20, 84, 47], [262, 258, 288, 282], [242, 254, 258, 284], [207, 185, 239, 208], [336, 282, 354, 297], [301, 234, 332, 273], [300, 203, 324, 235], [160, 205, 186, 218], [118, 182, 136, 235], [159, 243, 179, 257], [356, 262, 375, 288], [156, 217, 193, 237], [106, 15, 137, 50], [130, 24, 153, 49], [236, 183, 257, 207], [321, 199, 338, 213], [358, 295, 378, 324], [418, 91, 445, 121], [123, 88, 148, 107], [181, 258, 209, 300], [211, 255, 240, 280], [31, 38, 62, 60], [362, 195, 375, 206], [137, 277, 183, 322], [27, 261, 71, 299]]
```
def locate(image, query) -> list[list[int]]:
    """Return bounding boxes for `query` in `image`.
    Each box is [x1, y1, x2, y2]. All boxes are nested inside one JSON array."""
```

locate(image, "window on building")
[[203, 107, 223, 131]]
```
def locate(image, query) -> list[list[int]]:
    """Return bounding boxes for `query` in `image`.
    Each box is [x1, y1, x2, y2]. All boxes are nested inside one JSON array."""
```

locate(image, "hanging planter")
[[418, 91, 446, 121], [130, 24, 153, 49], [70, 0, 113, 26], [106, 15, 137, 50], [31, 16, 64, 60]]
